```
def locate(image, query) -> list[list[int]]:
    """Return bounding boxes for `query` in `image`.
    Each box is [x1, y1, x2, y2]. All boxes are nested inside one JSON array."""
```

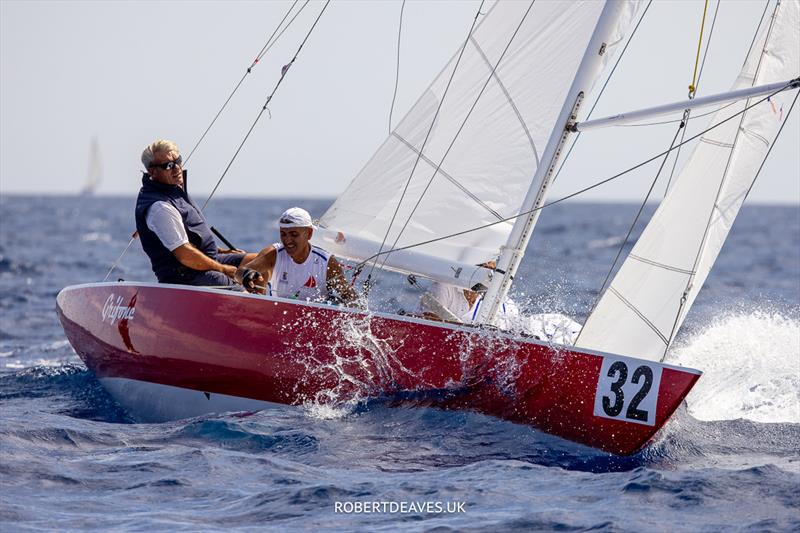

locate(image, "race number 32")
[[594, 357, 662, 426]]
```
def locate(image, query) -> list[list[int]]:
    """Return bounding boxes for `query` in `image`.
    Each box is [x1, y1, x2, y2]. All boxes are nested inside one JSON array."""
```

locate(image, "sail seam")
[[628, 254, 695, 275], [392, 132, 509, 223], [608, 287, 669, 346], [468, 35, 540, 165], [699, 137, 734, 148], [742, 128, 770, 147]]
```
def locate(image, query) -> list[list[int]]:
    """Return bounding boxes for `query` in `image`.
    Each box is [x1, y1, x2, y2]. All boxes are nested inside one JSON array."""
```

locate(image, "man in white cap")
[[235, 207, 359, 305]]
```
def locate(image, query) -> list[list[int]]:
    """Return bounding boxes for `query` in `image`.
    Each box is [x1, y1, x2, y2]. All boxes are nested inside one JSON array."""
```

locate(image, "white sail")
[[319, 1, 613, 282], [575, 0, 800, 361], [82, 136, 102, 195]]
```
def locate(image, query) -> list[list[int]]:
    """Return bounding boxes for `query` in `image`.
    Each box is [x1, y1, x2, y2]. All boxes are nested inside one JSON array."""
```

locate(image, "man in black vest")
[[134, 139, 255, 286]]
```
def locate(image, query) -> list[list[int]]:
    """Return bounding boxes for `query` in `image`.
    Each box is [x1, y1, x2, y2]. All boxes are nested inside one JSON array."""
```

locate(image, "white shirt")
[[424, 283, 519, 329], [269, 243, 331, 301], [145, 201, 188, 251]]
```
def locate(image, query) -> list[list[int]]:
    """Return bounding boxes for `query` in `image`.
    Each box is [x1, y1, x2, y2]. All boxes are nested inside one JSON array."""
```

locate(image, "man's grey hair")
[[141, 139, 180, 169]]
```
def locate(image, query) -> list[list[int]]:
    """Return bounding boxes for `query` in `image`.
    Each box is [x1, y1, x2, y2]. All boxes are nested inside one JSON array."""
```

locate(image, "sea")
[[1, 195, 798, 532]]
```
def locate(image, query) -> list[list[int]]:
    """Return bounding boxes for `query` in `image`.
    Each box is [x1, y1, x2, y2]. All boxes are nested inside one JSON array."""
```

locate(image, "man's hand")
[[239, 268, 266, 294], [173, 243, 239, 279], [218, 248, 245, 254]]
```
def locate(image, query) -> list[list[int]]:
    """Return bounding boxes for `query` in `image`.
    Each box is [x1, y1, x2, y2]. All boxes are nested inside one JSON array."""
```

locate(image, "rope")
[[184, 0, 307, 165], [664, 0, 720, 195], [353, 83, 797, 269], [688, 0, 709, 97], [388, 0, 406, 133], [376, 0, 535, 276], [365, 0, 486, 281], [201, 0, 331, 211], [102, 1, 309, 281]]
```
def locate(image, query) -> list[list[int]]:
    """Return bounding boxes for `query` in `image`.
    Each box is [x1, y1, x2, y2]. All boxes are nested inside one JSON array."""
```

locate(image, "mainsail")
[[318, 1, 631, 287], [575, 0, 800, 361]]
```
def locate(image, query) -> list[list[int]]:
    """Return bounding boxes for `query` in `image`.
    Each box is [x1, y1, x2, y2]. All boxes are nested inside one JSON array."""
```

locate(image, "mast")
[[476, 0, 636, 324]]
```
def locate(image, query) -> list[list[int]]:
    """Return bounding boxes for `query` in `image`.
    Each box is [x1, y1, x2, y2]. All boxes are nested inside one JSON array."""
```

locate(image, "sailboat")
[[81, 136, 102, 196], [56, 0, 798, 455]]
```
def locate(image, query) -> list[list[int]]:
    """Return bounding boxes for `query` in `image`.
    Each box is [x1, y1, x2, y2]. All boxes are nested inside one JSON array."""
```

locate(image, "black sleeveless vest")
[[134, 171, 218, 283]]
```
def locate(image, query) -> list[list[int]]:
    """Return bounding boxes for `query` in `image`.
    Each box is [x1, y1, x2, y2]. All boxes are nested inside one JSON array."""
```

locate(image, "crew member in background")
[[236, 207, 360, 305], [135, 139, 255, 286], [421, 261, 520, 329]]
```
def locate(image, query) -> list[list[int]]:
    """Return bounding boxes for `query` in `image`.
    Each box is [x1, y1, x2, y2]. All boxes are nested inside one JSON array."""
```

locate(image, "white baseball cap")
[[278, 207, 313, 228]]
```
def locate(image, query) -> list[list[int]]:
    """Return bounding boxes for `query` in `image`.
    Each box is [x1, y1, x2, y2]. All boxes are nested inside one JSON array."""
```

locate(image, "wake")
[[666, 309, 800, 424]]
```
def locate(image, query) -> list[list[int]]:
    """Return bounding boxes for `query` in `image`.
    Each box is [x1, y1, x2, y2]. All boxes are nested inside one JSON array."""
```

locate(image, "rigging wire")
[[575, 118, 687, 346], [388, 0, 407, 133], [618, 0, 770, 130], [102, 236, 138, 282], [376, 0, 536, 276], [664, 0, 720, 196], [184, 0, 307, 165], [550, 0, 653, 185], [663, 0, 783, 356], [201, 0, 331, 211], [365, 0, 486, 282], [102, 1, 308, 282], [353, 82, 798, 270], [742, 91, 798, 203], [744, 0, 772, 70]]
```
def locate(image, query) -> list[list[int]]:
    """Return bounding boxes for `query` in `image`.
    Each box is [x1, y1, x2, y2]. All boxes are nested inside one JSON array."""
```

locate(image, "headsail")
[[575, 0, 800, 361], [318, 1, 617, 285]]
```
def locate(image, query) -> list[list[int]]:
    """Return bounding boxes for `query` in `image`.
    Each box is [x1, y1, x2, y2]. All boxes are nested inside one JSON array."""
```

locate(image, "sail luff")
[[476, 0, 642, 325]]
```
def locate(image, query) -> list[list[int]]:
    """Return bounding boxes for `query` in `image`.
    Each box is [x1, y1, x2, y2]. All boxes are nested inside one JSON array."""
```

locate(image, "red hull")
[[56, 283, 700, 455]]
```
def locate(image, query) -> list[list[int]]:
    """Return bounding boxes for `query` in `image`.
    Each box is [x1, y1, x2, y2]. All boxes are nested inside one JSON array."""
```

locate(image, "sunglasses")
[[150, 156, 183, 171]]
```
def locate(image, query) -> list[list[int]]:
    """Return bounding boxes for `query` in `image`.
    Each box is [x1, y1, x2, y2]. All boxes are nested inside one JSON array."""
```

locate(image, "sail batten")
[[576, 0, 800, 361]]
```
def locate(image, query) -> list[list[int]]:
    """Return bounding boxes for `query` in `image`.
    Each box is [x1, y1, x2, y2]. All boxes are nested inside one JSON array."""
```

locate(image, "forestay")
[[318, 1, 609, 284], [575, 0, 800, 361]]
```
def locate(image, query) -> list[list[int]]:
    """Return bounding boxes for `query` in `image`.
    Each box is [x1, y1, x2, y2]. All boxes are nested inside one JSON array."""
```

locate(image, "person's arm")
[[146, 202, 237, 279], [326, 256, 360, 306], [173, 243, 237, 279], [235, 246, 276, 294]]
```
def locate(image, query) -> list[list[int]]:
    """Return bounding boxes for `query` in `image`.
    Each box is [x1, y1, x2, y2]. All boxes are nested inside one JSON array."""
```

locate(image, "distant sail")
[[82, 137, 102, 195], [575, 0, 800, 361]]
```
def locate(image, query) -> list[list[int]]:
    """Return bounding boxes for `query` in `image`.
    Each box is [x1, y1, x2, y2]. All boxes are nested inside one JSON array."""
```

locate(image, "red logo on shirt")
[[304, 276, 317, 288]]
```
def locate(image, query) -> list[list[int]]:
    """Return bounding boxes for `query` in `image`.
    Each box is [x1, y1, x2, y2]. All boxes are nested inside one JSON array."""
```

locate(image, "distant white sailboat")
[[81, 136, 102, 196]]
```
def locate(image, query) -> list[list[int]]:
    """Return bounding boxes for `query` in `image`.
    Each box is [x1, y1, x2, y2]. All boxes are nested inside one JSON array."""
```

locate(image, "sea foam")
[[667, 309, 800, 424]]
